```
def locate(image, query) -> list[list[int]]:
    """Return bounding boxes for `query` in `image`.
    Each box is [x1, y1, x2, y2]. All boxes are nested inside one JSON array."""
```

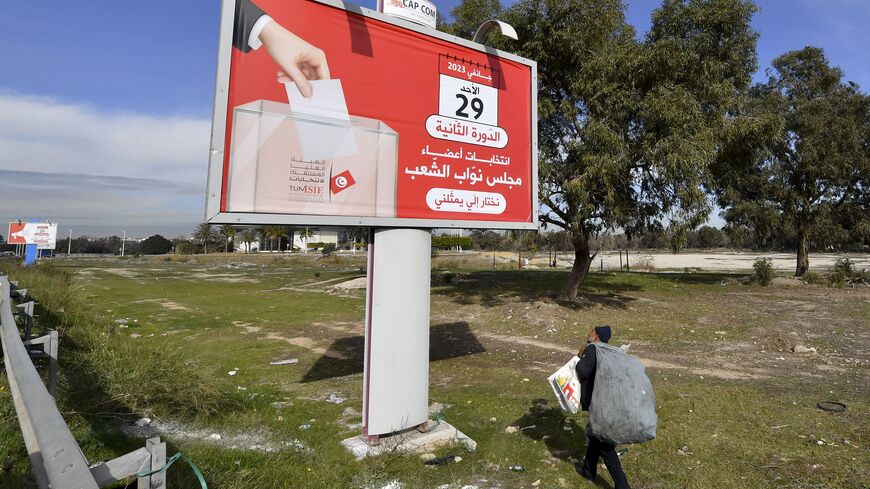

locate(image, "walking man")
[[575, 325, 631, 489]]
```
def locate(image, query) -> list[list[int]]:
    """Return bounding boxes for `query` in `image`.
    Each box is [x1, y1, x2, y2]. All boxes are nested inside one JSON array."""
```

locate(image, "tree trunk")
[[559, 231, 593, 300], [795, 228, 809, 276]]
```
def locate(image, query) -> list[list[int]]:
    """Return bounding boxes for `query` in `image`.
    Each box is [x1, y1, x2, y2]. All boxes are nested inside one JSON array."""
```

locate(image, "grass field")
[[1, 254, 867, 489]]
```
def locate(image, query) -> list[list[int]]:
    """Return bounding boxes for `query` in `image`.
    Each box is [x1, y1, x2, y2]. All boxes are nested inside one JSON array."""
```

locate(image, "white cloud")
[[0, 91, 211, 184], [0, 91, 212, 235]]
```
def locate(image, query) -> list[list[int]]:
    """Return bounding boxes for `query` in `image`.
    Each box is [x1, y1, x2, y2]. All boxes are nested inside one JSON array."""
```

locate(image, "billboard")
[[205, 0, 537, 229], [7, 222, 58, 249], [378, 0, 437, 29]]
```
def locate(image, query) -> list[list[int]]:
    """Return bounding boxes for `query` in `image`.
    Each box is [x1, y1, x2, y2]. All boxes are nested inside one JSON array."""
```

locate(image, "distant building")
[[293, 228, 338, 250]]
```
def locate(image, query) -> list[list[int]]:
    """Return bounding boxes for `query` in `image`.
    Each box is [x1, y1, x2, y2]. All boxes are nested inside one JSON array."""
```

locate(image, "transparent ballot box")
[[226, 99, 398, 218]]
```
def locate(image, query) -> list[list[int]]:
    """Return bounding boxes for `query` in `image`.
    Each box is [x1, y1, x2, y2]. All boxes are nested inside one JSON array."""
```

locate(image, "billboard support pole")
[[24, 245, 37, 266], [362, 228, 431, 440]]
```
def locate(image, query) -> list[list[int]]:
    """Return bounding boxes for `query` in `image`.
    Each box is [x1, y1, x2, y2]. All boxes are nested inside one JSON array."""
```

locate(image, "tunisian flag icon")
[[331, 169, 356, 194]]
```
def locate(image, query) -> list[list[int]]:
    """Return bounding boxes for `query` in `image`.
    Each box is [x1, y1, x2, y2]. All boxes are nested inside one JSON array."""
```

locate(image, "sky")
[[1, 1, 868, 239]]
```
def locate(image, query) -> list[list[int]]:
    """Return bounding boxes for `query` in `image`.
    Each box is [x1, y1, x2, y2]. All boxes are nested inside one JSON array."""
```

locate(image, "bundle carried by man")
[[587, 341, 657, 445], [548, 335, 656, 445]]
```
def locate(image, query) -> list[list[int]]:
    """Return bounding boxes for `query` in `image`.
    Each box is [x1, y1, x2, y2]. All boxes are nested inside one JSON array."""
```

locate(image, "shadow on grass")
[[433, 270, 744, 309], [432, 270, 642, 310], [512, 398, 614, 489], [59, 361, 211, 489], [301, 321, 486, 383]]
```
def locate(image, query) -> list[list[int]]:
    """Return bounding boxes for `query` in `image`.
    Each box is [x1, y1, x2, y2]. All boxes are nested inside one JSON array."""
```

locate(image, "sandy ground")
[[480, 250, 870, 272], [590, 251, 869, 271]]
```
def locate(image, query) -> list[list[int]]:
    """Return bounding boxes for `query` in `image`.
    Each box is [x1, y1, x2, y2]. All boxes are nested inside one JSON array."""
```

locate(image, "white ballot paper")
[[548, 356, 582, 413], [285, 79, 358, 161]]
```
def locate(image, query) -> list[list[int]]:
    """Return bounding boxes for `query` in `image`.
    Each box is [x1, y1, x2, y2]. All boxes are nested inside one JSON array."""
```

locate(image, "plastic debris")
[[424, 455, 457, 466], [270, 358, 299, 366], [326, 393, 346, 404], [509, 465, 525, 472], [299, 424, 312, 430]]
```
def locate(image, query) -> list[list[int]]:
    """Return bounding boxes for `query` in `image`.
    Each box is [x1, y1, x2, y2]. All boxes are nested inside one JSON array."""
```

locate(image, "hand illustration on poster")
[[234, 0, 330, 97]]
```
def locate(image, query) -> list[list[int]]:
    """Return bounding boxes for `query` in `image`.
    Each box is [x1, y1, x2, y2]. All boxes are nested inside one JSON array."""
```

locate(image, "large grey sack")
[[588, 342, 657, 445]]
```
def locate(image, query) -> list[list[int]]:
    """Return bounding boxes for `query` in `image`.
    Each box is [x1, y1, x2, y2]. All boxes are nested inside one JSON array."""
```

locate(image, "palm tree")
[[348, 227, 367, 254], [299, 227, 315, 254], [274, 226, 289, 252], [256, 226, 268, 251], [220, 225, 236, 253], [261, 225, 288, 252], [193, 223, 220, 254], [237, 228, 257, 253]]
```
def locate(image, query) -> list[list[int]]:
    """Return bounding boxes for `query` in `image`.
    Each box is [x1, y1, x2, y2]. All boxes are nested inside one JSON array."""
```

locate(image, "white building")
[[292, 228, 339, 250]]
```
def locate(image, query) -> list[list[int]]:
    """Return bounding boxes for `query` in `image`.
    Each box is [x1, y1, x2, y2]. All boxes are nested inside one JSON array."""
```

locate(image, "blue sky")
[[1, 0, 868, 237]]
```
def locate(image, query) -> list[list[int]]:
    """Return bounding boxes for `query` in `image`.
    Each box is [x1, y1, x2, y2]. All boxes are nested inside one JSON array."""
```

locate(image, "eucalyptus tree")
[[493, 0, 759, 298], [714, 47, 869, 275]]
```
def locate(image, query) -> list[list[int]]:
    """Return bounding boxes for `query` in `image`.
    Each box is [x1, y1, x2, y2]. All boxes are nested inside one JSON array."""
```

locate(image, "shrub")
[[176, 241, 196, 254], [830, 257, 868, 287], [752, 258, 774, 286], [321, 243, 337, 256], [432, 236, 473, 249], [802, 271, 826, 285], [833, 257, 854, 276], [633, 255, 655, 271], [139, 234, 173, 255]]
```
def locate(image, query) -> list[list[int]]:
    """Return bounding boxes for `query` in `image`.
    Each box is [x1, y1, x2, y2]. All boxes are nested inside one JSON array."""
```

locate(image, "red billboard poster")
[[205, 0, 537, 229]]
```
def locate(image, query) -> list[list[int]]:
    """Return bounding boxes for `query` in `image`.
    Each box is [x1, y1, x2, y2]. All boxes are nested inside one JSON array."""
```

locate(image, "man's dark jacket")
[[234, 0, 267, 52], [575, 344, 597, 411]]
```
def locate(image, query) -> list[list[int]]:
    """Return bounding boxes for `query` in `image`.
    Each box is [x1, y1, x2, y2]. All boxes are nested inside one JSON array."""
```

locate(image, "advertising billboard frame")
[[7, 222, 58, 250], [205, 0, 538, 230]]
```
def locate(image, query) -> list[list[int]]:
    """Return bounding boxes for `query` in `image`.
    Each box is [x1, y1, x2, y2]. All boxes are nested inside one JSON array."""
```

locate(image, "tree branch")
[[540, 214, 569, 230]]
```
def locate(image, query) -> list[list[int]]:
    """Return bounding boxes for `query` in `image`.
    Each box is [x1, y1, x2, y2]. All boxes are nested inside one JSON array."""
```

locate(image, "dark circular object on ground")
[[816, 401, 847, 412]]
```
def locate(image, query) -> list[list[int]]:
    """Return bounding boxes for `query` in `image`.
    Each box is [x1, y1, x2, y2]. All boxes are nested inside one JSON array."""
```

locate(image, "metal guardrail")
[[0, 274, 167, 489]]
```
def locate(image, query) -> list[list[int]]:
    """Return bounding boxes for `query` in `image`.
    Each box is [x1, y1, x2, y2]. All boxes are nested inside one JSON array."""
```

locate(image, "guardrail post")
[[47, 330, 58, 397], [138, 437, 167, 489], [16, 301, 35, 342]]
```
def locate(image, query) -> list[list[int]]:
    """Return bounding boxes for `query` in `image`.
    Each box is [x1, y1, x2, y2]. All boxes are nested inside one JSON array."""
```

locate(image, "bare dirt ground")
[[462, 249, 870, 272]]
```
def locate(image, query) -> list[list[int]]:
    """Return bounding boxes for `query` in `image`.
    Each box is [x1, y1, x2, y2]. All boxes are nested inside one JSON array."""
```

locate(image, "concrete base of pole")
[[342, 419, 477, 460]]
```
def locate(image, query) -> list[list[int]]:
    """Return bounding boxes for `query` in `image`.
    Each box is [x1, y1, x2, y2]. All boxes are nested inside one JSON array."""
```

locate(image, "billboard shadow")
[[300, 321, 485, 383]]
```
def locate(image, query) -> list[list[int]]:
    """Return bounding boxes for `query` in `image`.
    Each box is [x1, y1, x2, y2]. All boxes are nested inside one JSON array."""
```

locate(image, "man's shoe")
[[576, 463, 595, 481]]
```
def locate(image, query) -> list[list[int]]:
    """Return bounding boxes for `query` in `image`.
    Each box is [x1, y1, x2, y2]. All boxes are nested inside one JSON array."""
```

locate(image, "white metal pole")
[[121, 230, 126, 256], [67, 229, 72, 255], [362, 228, 431, 438]]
